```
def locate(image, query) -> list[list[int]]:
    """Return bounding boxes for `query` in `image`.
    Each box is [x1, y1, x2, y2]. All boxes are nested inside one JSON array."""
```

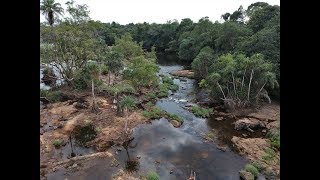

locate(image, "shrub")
[[100, 64, 108, 75], [169, 84, 179, 92], [251, 161, 264, 172], [162, 76, 174, 85], [143, 107, 164, 119], [146, 92, 157, 101], [52, 139, 64, 148], [198, 79, 208, 88], [267, 128, 280, 150], [191, 106, 211, 118], [244, 164, 259, 177], [157, 84, 169, 98], [144, 101, 155, 110], [147, 171, 160, 180], [40, 89, 62, 102], [239, 170, 254, 180]]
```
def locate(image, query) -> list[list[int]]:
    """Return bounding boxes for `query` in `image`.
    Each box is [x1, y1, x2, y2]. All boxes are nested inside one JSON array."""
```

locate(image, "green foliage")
[[199, 79, 208, 88], [102, 50, 123, 75], [142, 106, 165, 119], [192, 46, 215, 79], [157, 83, 169, 98], [123, 56, 159, 89], [100, 64, 108, 75], [251, 161, 264, 172], [267, 128, 280, 150], [40, 89, 62, 102], [72, 61, 101, 90], [146, 92, 157, 101], [239, 170, 254, 180], [244, 164, 259, 177], [103, 82, 136, 96], [52, 139, 64, 148], [162, 76, 174, 85], [40, 0, 64, 26], [119, 95, 136, 111], [165, 113, 183, 123], [147, 171, 160, 180], [191, 106, 211, 118], [263, 147, 276, 161], [113, 33, 144, 60]]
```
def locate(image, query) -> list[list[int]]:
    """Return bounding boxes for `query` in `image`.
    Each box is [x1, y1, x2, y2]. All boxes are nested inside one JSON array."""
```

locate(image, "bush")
[[169, 83, 179, 92], [100, 64, 108, 75], [239, 170, 254, 180], [198, 79, 208, 88], [143, 106, 164, 119], [40, 89, 62, 102], [162, 76, 174, 85], [157, 84, 169, 98], [251, 161, 264, 172], [102, 83, 136, 96], [144, 101, 155, 110], [146, 92, 157, 101], [147, 171, 160, 180], [52, 139, 64, 148], [244, 164, 259, 177], [267, 128, 280, 150], [191, 106, 211, 118]]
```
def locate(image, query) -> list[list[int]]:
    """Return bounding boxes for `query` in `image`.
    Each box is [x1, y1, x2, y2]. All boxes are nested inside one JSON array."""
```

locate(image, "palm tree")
[[119, 96, 136, 134], [40, 0, 64, 26]]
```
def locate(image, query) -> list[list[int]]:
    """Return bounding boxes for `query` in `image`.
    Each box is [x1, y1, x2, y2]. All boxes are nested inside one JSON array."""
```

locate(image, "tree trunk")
[[217, 82, 226, 99], [108, 71, 111, 85], [241, 68, 247, 91], [232, 72, 237, 98], [124, 107, 128, 134], [255, 82, 267, 98], [91, 79, 98, 112], [247, 69, 254, 102]]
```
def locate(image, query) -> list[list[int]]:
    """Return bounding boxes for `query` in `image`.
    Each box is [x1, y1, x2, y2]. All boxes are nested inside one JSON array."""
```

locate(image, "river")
[[44, 54, 248, 180]]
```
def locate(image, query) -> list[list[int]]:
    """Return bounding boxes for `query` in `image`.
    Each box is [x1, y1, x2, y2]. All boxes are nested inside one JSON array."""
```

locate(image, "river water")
[[45, 54, 248, 180]]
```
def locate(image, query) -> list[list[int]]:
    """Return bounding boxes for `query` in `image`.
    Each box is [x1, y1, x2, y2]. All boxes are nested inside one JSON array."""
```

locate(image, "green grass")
[[165, 113, 183, 123], [52, 139, 64, 148], [146, 92, 157, 101], [191, 106, 212, 118], [40, 89, 62, 102], [147, 171, 160, 180], [267, 128, 280, 151], [251, 161, 264, 172], [162, 76, 174, 85], [157, 84, 169, 98], [262, 147, 276, 161], [244, 164, 259, 177], [142, 106, 165, 119], [239, 170, 254, 180]]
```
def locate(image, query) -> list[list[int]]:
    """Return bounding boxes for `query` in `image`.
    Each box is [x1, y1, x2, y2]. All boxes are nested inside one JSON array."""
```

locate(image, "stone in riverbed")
[[215, 117, 224, 121], [170, 120, 182, 128], [234, 118, 266, 132]]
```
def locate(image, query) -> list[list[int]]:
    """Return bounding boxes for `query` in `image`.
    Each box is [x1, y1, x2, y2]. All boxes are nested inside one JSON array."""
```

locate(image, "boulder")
[[170, 120, 182, 128], [231, 136, 270, 161], [234, 118, 266, 131]]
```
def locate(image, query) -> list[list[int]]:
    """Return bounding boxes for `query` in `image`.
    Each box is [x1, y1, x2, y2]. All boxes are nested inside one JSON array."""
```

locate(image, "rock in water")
[[234, 118, 266, 131]]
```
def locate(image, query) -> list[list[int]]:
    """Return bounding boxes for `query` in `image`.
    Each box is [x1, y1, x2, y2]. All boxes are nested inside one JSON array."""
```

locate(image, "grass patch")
[[52, 139, 64, 149], [147, 171, 160, 180], [191, 106, 212, 118], [40, 89, 62, 102], [165, 113, 183, 123], [244, 164, 259, 177], [251, 161, 264, 172], [262, 147, 276, 161], [157, 83, 169, 98], [142, 106, 165, 119], [239, 170, 254, 180], [162, 76, 174, 85], [146, 92, 157, 101], [267, 128, 280, 151]]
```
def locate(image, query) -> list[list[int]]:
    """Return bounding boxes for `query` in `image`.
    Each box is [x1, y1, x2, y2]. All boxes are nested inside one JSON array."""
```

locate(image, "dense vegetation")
[[40, 0, 279, 109]]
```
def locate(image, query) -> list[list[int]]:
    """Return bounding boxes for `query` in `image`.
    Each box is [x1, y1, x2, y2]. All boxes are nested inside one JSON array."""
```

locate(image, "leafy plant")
[[191, 106, 212, 118], [244, 164, 259, 177], [147, 171, 160, 180], [52, 139, 64, 148]]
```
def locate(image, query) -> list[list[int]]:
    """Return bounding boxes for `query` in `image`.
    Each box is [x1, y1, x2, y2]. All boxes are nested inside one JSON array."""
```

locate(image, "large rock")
[[231, 136, 270, 161], [170, 120, 182, 128], [170, 70, 194, 78], [234, 118, 266, 131]]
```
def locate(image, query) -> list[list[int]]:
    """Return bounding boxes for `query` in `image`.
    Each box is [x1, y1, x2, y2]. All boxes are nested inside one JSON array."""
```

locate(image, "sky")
[[40, 0, 280, 25]]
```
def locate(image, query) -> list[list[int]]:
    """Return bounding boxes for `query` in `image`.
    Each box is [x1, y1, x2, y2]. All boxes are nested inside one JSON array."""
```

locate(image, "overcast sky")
[[40, 0, 280, 25]]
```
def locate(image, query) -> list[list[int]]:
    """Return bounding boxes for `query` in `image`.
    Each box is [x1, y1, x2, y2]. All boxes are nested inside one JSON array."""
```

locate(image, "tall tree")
[[40, 0, 64, 26]]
